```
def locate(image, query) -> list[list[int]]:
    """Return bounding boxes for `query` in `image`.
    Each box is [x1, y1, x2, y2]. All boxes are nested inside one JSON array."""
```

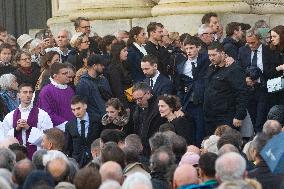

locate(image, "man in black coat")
[[132, 82, 167, 158], [65, 95, 102, 167], [222, 22, 244, 61], [204, 42, 248, 135], [145, 22, 171, 76]]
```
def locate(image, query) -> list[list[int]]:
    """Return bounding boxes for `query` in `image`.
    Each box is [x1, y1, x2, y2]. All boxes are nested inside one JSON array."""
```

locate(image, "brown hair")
[[270, 25, 284, 52], [43, 128, 65, 151], [147, 22, 163, 37], [74, 166, 101, 189], [40, 51, 60, 70], [127, 26, 144, 47], [105, 98, 126, 117], [158, 94, 181, 112], [226, 22, 241, 37]]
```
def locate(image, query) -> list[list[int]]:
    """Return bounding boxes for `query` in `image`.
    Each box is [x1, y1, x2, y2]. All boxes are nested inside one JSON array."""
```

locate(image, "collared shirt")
[[150, 71, 160, 87], [2, 103, 53, 147], [250, 44, 263, 72], [76, 112, 89, 137], [183, 57, 197, 78], [133, 42, 147, 56]]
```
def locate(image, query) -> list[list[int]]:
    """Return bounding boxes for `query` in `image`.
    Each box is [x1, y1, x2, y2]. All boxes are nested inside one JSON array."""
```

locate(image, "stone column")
[[245, 0, 284, 14], [68, 0, 155, 21], [151, 0, 250, 16]]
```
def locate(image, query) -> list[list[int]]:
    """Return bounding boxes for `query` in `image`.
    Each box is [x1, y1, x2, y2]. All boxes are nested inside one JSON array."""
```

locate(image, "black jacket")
[[13, 63, 41, 89], [65, 113, 102, 167], [133, 96, 167, 157], [0, 64, 15, 77], [145, 73, 173, 96], [108, 63, 133, 106], [204, 63, 248, 124], [145, 41, 171, 76], [248, 161, 284, 189], [127, 44, 146, 83], [222, 37, 243, 61], [171, 116, 195, 145]]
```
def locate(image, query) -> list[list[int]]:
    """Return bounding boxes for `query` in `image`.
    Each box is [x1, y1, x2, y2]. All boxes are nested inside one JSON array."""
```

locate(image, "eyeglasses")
[[81, 40, 90, 44], [202, 32, 214, 36], [133, 92, 146, 102], [80, 26, 91, 29]]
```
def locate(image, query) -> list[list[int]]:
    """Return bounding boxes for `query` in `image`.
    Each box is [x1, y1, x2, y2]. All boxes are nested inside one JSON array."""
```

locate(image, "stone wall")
[[47, 0, 284, 36]]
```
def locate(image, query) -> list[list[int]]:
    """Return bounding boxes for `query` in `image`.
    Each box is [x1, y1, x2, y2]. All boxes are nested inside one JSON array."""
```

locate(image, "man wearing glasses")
[[197, 24, 214, 54], [74, 17, 100, 54], [132, 82, 167, 159]]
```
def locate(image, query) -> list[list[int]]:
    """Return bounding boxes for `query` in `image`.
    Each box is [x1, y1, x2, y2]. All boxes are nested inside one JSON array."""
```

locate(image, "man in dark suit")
[[145, 22, 171, 76], [65, 95, 101, 167], [238, 28, 281, 132], [176, 36, 210, 146], [141, 55, 173, 96], [132, 82, 167, 158]]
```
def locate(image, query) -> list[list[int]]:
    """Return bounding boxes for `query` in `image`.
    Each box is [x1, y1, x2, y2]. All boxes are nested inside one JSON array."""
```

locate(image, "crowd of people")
[[0, 12, 284, 189]]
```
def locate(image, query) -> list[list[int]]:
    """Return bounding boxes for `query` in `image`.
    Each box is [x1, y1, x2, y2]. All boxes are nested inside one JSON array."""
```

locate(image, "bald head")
[[12, 159, 34, 185], [218, 144, 239, 156], [263, 120, 282, 138], [173, 164, 198, 189], [0, 137, 19, 148], [46, 158, 69, 183], [100, 161, 123, 184]]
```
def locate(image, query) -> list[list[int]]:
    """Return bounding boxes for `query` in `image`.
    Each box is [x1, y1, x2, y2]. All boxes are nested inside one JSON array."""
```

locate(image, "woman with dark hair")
[[101, 98, 133, 134], [269, 25, 284, 105], [158, 95, 195, 144], [36, 51, 60, 91], [13, 50, 41, 89], [270, 25, 284, 62], [0, 43, 15, 77], [127, 26, 147, 83], [108, 42, 133, 106], [99, 35, 117, 63], [67, 32, 90, 71]]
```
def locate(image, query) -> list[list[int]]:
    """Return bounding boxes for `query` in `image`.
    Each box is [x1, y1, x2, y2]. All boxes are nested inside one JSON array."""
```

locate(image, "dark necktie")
[[191, 62, 196, 77], [251, 50, 258, 67], [150, 78, 154, 89], [80, 120, 86, 138]]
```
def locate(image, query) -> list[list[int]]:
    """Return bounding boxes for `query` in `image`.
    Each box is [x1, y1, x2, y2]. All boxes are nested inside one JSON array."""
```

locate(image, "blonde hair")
[[70, 32, 85, 48]]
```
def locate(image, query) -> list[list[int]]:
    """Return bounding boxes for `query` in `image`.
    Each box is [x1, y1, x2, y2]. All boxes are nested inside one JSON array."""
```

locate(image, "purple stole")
[[12, 106, 39, 159]]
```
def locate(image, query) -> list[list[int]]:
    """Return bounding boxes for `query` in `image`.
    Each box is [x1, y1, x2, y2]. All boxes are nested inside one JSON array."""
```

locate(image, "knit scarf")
[[12, 106, 39, 159], [19, 67, 33, 77]]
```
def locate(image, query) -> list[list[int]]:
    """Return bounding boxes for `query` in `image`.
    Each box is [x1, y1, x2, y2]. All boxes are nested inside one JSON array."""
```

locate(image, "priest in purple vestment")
[[37, 63, 75, 131]]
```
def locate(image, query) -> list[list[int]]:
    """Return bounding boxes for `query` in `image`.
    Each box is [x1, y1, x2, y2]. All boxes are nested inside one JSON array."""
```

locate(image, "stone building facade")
[[47, 0, 284, 36]]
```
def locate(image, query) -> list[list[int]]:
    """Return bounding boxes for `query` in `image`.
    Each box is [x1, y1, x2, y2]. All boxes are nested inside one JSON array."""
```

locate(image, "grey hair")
[[0, 176, 12, 189], [0, 168, 13, 187], [32, 149, 47, 170], [54, 29, 72, 40], [122, 172, 152, 189], [262, 120, 282, 138], [99, 180, 121, 189], [0, 74, 16, 90], [132, 82, 152, 93], [198, 24, 211, 36], [42, 150, 68, 167], [218, 179, 254, 189], [29, 39, 42, 51], [246, 28, 262, 39], [218, 144, 239, 156], [215, 152, 246, 182], [0, 148, 16, 172]]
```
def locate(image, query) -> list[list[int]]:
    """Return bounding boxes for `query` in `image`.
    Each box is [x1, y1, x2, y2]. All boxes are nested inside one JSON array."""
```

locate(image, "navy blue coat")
[[127, 44, 146, 83], [176, 53, 210, 108], [222, 37, 244, 61], [76, 72, 112, 118], [238, 44, 282, 81], [145, 73, 173, 96]]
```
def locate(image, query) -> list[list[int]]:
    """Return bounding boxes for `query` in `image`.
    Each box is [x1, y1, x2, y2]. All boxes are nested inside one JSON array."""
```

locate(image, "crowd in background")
[[0, 12, 284, 189]]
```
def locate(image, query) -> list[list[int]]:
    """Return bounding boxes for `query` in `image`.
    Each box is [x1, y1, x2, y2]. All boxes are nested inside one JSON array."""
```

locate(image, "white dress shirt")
[[2, 103, 53, 148], [250, 44, 263, 72], [151, 71, 160, 88], [183, 57, 197, 78]]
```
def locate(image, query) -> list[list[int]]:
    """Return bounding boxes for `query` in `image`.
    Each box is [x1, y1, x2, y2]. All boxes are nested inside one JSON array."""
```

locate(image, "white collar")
[[257, 44, 262, 52], [19, 103, 33, 112], [50, 77, 68, 89], [152, 70, 160, 81], [187, 57, 198, 64], [133, 42, 147, 56]]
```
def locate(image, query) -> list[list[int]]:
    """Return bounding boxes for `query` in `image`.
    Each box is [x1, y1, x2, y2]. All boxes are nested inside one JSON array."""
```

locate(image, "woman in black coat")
[[13, 50, 40, 89], [158, 95, 195, 144], [101, 98, 133, 135], [126, 26, 147, 83], [108, 42, 133, 107]]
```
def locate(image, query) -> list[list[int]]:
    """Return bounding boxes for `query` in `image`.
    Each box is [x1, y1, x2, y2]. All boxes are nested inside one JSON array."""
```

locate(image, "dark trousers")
[[247, 89, 269, 133], [205, 115, 234, 137], [185, 103, 205, 147]]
